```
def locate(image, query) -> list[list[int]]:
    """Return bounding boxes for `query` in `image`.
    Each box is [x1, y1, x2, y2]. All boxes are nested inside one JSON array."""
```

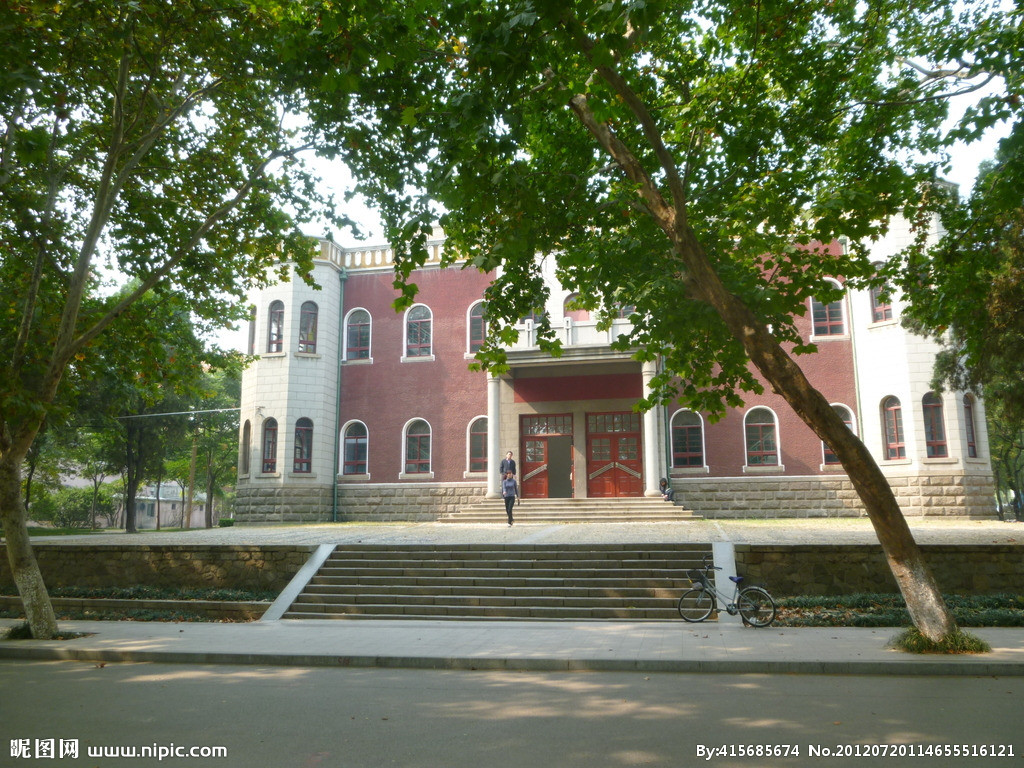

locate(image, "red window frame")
[[469, 303, 486, 353], [671, 412, 703, 468], [293, 418, 313, 473], [870, 285, 893, 322], [469, 418, 487, 472], [405, 420, 431, 473], [343, 422, 368, 475], [882, 397, 905, 460], [261, 418, 278, 473], [923, 393, 947, 458], [812, 297, 845, 336], [298, 302, 318, 354], [406, 306, 432, 357], [744, 408, 778, 466], [346, 309, 370, 360], [267, 301, 284, 353]]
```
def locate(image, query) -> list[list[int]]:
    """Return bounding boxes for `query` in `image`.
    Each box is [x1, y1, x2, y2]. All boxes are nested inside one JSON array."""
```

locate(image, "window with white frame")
[[811, 280, 845, 336], [468, 417, 487, 472], [345, 309, 371, 360], [744, 408, 779, 466], [343, 422, 368, 475], [822, 405, 855, 465], [404, 419, 431, 474], [671, 410, 704, 468], [405, 306, 432, 358]]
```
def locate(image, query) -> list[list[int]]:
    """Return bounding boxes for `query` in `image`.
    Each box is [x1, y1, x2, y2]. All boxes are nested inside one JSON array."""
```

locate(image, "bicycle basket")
[[686, 569, 708, 587]]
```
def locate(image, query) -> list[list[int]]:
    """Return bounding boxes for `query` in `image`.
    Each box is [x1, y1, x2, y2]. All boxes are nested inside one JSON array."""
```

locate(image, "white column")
[[486, 373, 502, 499], [642, 360, 662, 497]]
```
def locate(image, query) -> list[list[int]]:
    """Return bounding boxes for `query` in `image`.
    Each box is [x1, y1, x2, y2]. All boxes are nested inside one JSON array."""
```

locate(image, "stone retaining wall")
[[0, 596, 269, 621], [674, 471, 996, 519], [234, 482, 487, 523], [734, 544, 1024, 596], [0, 545, 313, 593]]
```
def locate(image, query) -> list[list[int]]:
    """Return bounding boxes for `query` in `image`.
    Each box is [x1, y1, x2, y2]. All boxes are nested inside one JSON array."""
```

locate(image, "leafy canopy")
[[298, 0, 1007, 417]]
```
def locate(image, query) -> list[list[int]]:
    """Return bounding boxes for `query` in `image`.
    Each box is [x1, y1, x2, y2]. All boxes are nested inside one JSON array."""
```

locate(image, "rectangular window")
[[812, 299, 845, 336], [672, 425, 703, 467]]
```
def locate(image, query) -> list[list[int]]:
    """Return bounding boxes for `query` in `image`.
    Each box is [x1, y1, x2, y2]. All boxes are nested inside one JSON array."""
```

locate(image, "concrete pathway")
[[3, 519, 1022, 676]]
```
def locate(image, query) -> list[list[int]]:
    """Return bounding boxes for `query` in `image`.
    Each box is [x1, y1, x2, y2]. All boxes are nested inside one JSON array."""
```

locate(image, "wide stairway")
[[282, 543, 712, 621], [440, 497, 701, 523]]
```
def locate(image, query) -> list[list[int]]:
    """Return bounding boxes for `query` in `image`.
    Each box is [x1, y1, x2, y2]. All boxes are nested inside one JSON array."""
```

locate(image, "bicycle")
[[677, 554, 776, 627]]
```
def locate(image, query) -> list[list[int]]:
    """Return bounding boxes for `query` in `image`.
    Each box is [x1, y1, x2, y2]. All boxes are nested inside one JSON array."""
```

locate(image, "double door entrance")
[[519, 412, 643, 499]]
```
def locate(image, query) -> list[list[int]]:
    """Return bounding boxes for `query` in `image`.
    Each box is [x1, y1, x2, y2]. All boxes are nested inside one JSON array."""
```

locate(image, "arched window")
[[261, 418, 278, 473], [563, 294, 589, 322], [345, 309, 371, 360], [882, 396, 905, 460], [922, 392, 947, 458], [744, 408, 778, 466], [298, 301, 318, 354], [406, 305, 432, 358], [468, 302, 487, 353], [811, 281, 845, 336], [468, 417, 487, 472], [671, 410, 704, 468], [343, 422, 368, 475], [963, 394, 978, 458], [267, 300, 284, 353], [822, 405, 855, 465], [293, 418, 313, 473], [240, 420, 251, 475], [405, 419, 431, 474]]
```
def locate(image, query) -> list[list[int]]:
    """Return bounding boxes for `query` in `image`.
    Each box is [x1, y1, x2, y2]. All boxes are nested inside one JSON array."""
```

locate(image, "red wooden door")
[[586, 413, 643, 497], [521, 438, 549, 499]]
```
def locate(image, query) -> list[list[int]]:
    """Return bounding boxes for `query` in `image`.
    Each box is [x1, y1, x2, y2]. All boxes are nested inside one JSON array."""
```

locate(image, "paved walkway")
[[3, 519, 1023, 676]]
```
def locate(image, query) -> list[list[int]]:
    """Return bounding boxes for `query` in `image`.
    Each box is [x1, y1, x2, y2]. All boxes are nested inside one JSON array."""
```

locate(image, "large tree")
[[0, 1, 343, 638], [296, 0, 1016, 642]]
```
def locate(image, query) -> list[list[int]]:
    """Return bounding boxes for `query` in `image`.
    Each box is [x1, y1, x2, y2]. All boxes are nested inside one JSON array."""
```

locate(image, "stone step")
[[302, 583, 685, 598], [440, 497, 701, 523], [282, 603, 683, 621], [281, 543, 713, 622]]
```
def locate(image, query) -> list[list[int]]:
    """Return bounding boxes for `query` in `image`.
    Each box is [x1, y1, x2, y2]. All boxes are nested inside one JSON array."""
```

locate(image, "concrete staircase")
[[439, 497, 701, 524], [282, 543, 712, 621]]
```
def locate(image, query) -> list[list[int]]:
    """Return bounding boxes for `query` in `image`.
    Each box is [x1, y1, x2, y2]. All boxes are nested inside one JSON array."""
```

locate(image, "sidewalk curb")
[[3, 644, 1022, 677]]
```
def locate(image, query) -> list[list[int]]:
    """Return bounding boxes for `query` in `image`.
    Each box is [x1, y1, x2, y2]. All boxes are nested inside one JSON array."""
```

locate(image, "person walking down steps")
[[501, 471, 519, 526]]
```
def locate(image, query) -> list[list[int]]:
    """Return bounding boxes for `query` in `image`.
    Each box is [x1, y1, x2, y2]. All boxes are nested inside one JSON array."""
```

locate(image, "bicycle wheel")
[[737, 586, 776, 627], [678, 588, 715, 622]]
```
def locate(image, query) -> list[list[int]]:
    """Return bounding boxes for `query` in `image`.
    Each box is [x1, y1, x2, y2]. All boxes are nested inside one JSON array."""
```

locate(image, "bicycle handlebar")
[[702, 553, 722, 571]]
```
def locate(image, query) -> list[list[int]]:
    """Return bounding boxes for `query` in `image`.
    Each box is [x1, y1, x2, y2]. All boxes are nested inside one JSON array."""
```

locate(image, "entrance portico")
[[486, 353, 662, 500]]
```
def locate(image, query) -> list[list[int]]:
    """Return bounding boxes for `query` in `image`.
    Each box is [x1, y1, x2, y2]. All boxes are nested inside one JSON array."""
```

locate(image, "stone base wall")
[[734, 544, 1024, 596], [673, 470, 996, 519], [0, 545, 313, 593], [234, 481, 487, 523]]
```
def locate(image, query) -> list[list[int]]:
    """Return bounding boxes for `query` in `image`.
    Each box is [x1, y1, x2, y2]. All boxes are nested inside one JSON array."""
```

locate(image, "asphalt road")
[[2, 661, 1020, 768]]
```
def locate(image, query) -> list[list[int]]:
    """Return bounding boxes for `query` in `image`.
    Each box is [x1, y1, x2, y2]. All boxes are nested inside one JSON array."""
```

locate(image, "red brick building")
[[235, 226, 996, 522]]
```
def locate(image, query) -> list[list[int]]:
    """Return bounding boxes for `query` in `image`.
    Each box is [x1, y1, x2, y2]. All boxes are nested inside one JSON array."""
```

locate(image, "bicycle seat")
[[729, 575, 744, 584]]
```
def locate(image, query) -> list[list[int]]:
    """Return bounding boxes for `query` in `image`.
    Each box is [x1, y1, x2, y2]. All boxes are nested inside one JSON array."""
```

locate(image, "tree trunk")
[[675, 226, 957, 641], [0, 453, 58, 639]]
